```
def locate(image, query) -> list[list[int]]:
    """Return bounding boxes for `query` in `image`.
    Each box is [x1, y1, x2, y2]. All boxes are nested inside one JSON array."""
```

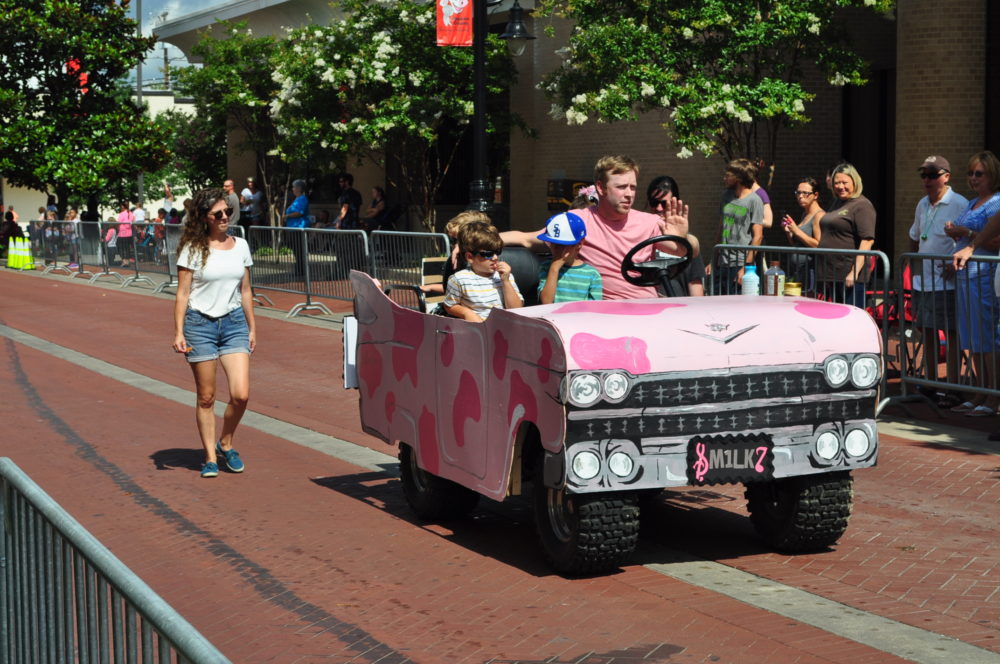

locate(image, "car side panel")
[[351, 272, 567, 501]]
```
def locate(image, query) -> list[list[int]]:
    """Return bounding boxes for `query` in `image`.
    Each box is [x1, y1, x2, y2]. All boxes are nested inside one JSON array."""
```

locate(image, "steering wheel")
[[621, 234, 693, 292]]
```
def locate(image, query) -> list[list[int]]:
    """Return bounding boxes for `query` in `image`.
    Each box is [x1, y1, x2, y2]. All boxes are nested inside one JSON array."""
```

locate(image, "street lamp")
[[468, 0, 535, 213]]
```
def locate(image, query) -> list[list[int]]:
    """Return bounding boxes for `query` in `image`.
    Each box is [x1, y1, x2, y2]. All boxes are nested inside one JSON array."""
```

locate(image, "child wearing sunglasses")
[[443, 221, 523, 322], [537, 211, 602, 304]]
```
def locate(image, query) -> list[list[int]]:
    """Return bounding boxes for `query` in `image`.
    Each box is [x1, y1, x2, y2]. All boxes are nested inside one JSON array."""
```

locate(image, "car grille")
[[565, 367, 875, 444], [591, 369, 839, 410]]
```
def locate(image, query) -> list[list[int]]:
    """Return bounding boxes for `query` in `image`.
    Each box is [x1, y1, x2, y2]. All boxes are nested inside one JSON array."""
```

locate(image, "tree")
[[173, 23, 285, 221], [537, 0, 894, 169], [0, 0, 171, 214], [270, 0, 522, 231], [147, 108, 227, 198]]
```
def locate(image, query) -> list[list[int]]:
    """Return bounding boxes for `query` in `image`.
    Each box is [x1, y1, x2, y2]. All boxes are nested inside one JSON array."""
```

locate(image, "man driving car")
[[501, 154, 692, 299]]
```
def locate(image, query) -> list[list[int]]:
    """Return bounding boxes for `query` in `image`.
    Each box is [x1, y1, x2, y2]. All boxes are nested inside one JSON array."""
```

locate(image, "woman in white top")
[[172, 188, 257, 478]]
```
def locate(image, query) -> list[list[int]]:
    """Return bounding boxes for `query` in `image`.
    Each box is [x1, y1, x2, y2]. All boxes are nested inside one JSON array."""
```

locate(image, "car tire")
[[533, 467, 640, 575], [398, 443, 480, 521], [745, 471, 853, 552]]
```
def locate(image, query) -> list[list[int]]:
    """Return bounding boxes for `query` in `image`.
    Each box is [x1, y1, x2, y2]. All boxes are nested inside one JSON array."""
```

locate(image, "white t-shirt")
[[241, 188, 263, 216], [177, 237, 253, 317], [133, 208, 146, 223]]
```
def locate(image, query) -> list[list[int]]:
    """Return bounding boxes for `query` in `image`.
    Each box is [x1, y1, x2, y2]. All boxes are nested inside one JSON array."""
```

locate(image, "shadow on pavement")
[[150, 447, 205, 472], [311, 472, 589, 578]]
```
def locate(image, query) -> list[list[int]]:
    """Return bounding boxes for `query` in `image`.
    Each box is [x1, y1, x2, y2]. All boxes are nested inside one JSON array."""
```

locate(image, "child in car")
[[537, 212, 603, 304], [443, 221, 523, 322]]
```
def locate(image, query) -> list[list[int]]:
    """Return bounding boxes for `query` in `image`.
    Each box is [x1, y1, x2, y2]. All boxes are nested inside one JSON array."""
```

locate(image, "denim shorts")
[[184, 307, 251, 363]]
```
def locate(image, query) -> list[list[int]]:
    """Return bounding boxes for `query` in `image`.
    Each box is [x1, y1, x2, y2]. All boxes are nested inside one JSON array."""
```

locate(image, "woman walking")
[[172, 188, 256, 478]]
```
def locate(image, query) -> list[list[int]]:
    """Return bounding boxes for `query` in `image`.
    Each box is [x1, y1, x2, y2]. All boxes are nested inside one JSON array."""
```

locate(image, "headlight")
[[569, 374, 601, 406], [815, 431, 840, 460], [607, 452, 634, 477], [824, 356, 850, 387], [851, 356, 880, 388], [571, 450, 601, 480], [603, 372, 630, 401], [844, 429, 870, 457]]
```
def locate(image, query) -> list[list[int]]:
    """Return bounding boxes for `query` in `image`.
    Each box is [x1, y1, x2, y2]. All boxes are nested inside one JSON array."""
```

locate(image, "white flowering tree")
[[174, 24, 285, 220], [271, 0, 521, 231], [538, 0, 894, 168]]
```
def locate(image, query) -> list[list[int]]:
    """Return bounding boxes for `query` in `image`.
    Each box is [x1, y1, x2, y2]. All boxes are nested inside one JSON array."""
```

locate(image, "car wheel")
[[533, 466, 640, 575], [745, 471, 853, 551], [398, 443, 480, 520]]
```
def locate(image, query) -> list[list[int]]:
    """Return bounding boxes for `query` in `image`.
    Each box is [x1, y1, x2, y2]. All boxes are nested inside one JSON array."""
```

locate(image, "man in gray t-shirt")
[[710, 160, 763, 293], [222, 179, 241, 228]]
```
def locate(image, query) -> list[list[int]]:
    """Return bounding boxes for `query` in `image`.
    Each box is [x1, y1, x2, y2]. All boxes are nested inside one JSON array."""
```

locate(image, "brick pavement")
[[0, 268, 998, 663]]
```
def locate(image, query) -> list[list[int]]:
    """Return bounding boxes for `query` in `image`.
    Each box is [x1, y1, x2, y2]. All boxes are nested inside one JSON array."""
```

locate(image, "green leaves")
[[538, 0, 893, 163], [0, 0, 168, 200], [269, 0, 521, 228]]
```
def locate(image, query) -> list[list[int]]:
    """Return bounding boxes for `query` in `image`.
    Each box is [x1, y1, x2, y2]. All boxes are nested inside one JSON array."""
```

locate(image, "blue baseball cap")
[[537, 212, 586, 245]]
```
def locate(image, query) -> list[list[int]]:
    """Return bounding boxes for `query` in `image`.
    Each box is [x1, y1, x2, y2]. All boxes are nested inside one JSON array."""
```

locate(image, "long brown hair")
[[177, 187, 225, 268]]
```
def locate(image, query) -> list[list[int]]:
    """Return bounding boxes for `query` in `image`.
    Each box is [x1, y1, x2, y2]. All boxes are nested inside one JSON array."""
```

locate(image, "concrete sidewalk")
[[0, 267, 997, 663]]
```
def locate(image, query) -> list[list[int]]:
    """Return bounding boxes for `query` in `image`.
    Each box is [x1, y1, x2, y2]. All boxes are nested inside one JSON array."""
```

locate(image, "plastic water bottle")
[[741, 264, 759, 296], [764, 260, 786, 296]]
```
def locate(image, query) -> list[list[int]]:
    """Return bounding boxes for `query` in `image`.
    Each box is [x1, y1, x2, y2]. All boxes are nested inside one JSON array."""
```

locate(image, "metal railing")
[[1, 457, 228, 663], [890, 252, 1000, 415], [709, 244, 893, 411], [244, 225, 376, 316], [370, 230, 450, 289]]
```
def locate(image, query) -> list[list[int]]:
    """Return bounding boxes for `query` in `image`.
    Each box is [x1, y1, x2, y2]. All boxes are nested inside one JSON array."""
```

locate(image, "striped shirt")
[[537, 260, 603, 302], [444, 268, 523, 320]]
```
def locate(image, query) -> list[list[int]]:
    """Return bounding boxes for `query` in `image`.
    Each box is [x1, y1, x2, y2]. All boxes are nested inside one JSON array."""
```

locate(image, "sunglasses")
[[209, 207, 234, 220], [919, 171, 944, 180], [475, 250, 501, 260], [649, 198, 669, 210], [793, 190, 816, 197], [969, 170, 986, 178]]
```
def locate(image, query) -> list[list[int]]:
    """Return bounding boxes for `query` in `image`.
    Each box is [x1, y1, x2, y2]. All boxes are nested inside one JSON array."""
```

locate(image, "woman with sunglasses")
[[646, 175, 704, 296], [944, 151, 1000, 416], [173, 188, 256, 478], [781, 177, 824, 290]]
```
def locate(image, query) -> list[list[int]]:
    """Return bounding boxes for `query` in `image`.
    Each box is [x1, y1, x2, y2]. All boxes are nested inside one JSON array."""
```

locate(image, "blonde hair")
[[969, 151, 1000, 192], [830, 163, 864, 198], [444, 210, 490, 238], [594, 155, 639, 186]]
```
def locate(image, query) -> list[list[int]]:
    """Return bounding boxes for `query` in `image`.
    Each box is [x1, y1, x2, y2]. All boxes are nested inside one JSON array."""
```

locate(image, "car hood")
[[511, 296, 882, 374]]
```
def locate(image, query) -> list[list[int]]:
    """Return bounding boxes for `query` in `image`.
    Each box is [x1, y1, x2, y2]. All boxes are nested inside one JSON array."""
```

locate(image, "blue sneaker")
[[200, 462, 219, 478], [216, 442, 245, 473]]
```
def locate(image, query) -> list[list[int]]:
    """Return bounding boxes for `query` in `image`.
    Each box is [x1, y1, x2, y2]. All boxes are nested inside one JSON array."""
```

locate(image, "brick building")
[[157, 0, 1000, 261]]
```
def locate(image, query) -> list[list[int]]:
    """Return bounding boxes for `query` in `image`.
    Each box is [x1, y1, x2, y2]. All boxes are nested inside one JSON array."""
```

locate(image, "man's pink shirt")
[[574, 206, 661, 300]]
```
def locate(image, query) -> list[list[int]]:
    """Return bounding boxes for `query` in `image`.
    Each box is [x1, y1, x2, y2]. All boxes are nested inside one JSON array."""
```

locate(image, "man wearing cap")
[[537, 211, 602, 303], [909, 156, 967, 403], [502, 154, 690, 300]]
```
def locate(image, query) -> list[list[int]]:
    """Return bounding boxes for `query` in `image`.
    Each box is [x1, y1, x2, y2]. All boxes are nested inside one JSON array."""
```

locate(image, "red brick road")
[[0, 269, 997, 663]]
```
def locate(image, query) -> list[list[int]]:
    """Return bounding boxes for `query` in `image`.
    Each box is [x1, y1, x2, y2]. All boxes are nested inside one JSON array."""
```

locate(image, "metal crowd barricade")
[[370, 230, 451, 289], [246, 226, 369, 317], [709, 244, 893, 411], [1, 457, 228, 663], [890, 252, 1000, 415]]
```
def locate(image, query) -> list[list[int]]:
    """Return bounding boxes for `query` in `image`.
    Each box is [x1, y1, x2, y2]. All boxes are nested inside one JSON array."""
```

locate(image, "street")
[[1, 268, 997, 664]]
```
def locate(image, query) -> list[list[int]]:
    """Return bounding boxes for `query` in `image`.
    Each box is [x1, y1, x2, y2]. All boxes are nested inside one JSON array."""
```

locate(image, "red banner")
[[437, 0, 472, 47]]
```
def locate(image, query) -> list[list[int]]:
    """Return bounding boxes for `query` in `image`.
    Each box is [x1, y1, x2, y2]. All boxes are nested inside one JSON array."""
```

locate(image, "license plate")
[[686, 434, 774, 485]]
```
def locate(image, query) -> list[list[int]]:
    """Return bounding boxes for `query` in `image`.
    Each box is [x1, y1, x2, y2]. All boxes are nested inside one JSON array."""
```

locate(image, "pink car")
[[347, 264, 881, 574]]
